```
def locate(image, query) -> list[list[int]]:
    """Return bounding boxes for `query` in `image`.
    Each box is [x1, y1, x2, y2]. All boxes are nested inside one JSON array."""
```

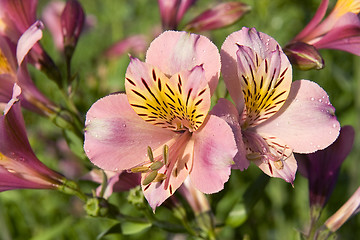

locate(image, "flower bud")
[[158, 0, 197, 30], [284, 42, 324, 70], [325, 187, 360, 232], [61, 0, 85, 49], [184, 2, 251, 32]]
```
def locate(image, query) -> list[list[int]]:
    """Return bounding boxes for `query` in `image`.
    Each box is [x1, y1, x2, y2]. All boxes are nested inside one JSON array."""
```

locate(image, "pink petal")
[[210, 98, 248, 170], [16, 63, 55, 115], [84, 93, 178, 171], [185, 2, 250, 32], [145, 31, 220, 95], [143, 135, 194, 210], [3, 83, 21, 114], [178, 177, 210, 214], [0, 166, 48, 191], [190, 115, 237, 193], [313, 13, 360, 55], [0, 0, 38, 39], [0, 74, 15, 104], [250, 133, 297, 184], [42, 1, 66, 50], [0, 36, 17, 72], [221, 27, 292, 111], [16, 20, 44, 66], [325, 186, 360, 232], [238, 46, 292, 126], [257, 153, 297, 184], [316, 34, 360, 55], [96, 171, 141, 199], [0, 88, 62, 179], [104, 35, 148, 58], [255, 80, 340, 154], [294, 0, 329, 41], [297, 125, 355, 207]]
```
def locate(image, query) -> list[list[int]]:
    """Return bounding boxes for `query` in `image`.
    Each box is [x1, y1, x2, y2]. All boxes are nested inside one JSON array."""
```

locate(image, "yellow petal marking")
[[126, 66, 210, 132], [0, 49, 12, 74], [333, 0, 360, 17], [240, 51, 291, 128]]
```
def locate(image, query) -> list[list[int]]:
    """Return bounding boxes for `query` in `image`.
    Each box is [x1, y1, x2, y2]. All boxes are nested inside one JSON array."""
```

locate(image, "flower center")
[[126, 62, 210, 132], [236, 45, 291, 128], [242, 130, 292, 174], [130, 131, 193, 192]]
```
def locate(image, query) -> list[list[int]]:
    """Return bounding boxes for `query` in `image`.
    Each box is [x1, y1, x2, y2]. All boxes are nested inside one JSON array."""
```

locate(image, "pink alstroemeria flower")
[[219, 27, 340, 183], [298, 126, 355, 209], [0, 84, 64, 191], [292, 0, 360, 55], [0, 23, 56, 116], [84, 31, 237, 210]]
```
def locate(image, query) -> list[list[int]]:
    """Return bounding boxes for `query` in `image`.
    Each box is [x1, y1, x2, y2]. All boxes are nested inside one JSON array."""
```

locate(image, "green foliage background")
[[0, 0, 359, 239]]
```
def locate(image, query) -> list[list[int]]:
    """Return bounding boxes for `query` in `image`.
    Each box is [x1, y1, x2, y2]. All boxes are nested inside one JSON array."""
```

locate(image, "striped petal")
[[143, 133, 194, 210], [125, 57, 210, 132], [254, 80, 340, 154], [84, 93, 178, 171], [221, 27, 292, 115], [245, 132, 297, 184], [145, 31, 220, 95], [237, 45, 292, 127]]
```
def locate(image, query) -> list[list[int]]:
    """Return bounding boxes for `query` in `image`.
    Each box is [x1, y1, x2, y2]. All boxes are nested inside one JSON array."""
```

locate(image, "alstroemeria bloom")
[[298, 125, 355, 209], [84, 31, 237, 209], [219, 27, 340, 183], [290, 0, 360, 55], [0, 84, 64, 191], [0, 23, 56, 116]]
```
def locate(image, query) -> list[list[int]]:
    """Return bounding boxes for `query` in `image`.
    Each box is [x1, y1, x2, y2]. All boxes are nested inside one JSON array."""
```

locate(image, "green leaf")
[[97, 223, 122, 240], [63, 129, 86, 159], [121, 221, 152, 235]]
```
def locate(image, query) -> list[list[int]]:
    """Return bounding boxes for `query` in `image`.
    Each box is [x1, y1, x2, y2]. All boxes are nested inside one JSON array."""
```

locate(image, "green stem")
[[99, 170, 108, 198], [58, 178, 88, 202], [305, 205, 322, 240]]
